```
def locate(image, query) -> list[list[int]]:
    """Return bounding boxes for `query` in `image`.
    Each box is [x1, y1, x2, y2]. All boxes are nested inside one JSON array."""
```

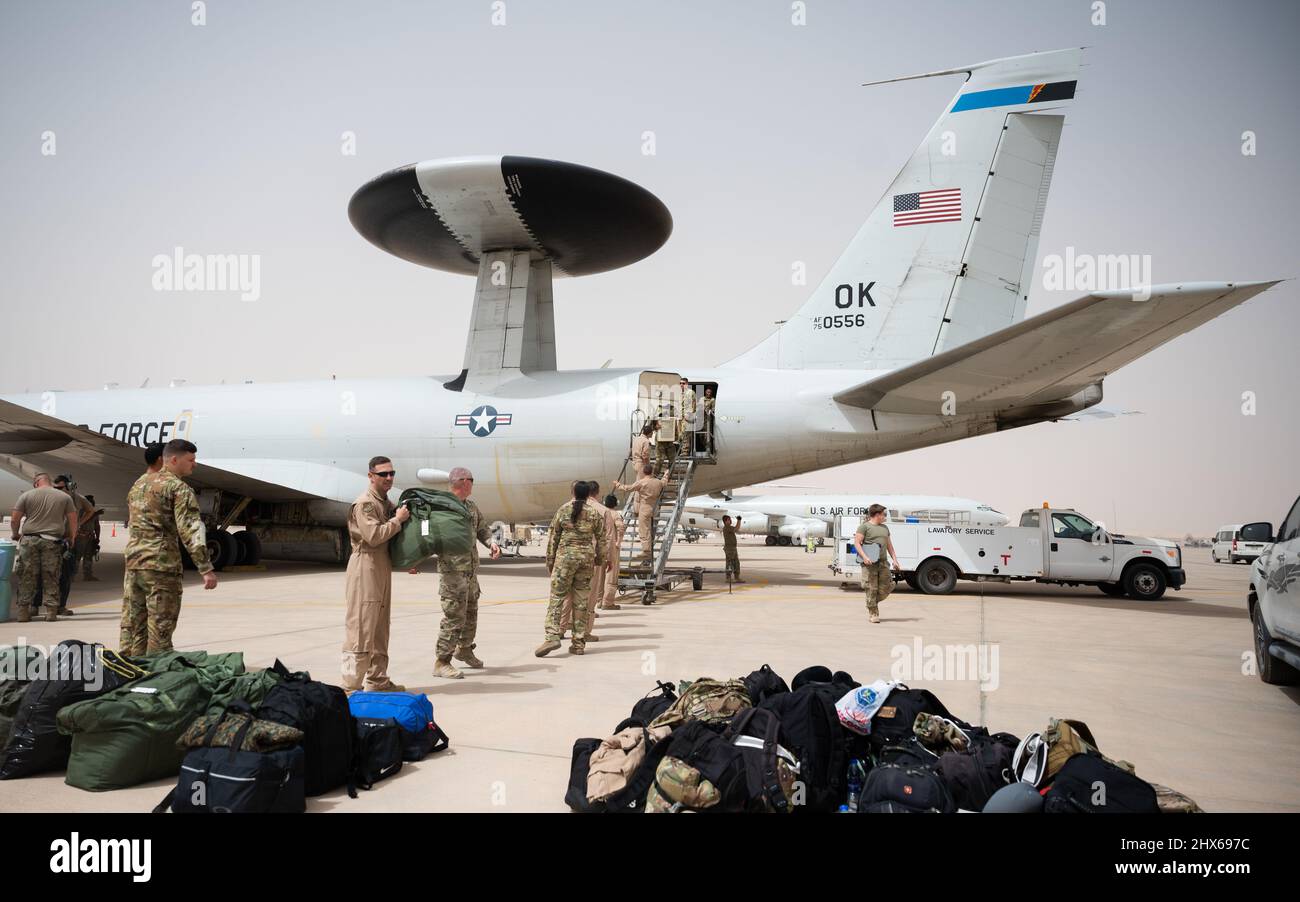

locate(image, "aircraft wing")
[[0, 399, 321, 517], [833, 281, 1279, 416]]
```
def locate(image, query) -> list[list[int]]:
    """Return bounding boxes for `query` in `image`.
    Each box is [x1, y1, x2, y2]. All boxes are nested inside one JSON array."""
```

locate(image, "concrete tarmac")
[[2, 530, 1297, 812]]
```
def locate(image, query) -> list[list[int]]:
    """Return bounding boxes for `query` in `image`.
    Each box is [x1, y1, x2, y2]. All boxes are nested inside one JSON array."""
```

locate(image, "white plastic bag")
[[835, 679, 896, 735]]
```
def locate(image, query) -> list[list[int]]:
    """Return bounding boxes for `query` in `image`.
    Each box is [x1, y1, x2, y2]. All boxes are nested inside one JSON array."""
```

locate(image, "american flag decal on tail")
[[893, 188, 961, 227]]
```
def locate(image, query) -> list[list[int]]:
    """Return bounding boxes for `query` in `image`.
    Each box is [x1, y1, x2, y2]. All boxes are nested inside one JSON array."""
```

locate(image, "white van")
[[1212, 524, 1267, 564]]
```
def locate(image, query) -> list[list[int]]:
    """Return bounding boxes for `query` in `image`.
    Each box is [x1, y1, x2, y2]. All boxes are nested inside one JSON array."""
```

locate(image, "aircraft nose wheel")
[[641, 588, 656, 605]]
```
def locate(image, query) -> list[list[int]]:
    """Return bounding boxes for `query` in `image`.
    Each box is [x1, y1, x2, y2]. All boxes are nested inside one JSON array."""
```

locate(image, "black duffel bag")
[[935, 734, 1017, 811], [353, 717, 404, 790], [565, 738, 604, 812], [1043, 753, 1159, 813], [155, 702, 305, 814], [257, 660, 354, 797]]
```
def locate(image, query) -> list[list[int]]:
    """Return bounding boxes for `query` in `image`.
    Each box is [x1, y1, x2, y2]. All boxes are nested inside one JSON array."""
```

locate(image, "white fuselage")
[[2, 366, 1006, 527]]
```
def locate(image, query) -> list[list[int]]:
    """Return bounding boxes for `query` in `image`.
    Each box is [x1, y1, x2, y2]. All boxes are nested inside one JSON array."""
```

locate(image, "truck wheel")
[[1253, 602, 1300, 685], [1123, 563, 1167, 600], [765, 536, 777, 546], [916, 559, 957, 595], [780, 536, 793, 547], [691, 568, 704, 590], [1098, 582, 1127, 597]]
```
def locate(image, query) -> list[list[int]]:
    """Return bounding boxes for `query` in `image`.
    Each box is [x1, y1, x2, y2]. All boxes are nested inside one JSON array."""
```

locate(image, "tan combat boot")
[[44, 609, 59, 622], [568, 644, 585, 656], [15, 606, 31, 623], [534, 639, 561, 658], [869, 613, 881, 624], [368, 681, 407, 692], [433, 657, 463, 679], [453, 645, 483, 668]]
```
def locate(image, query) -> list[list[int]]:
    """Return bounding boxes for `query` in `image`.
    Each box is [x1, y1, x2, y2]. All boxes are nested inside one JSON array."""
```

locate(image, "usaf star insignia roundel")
[[455, 405, 513, 437]]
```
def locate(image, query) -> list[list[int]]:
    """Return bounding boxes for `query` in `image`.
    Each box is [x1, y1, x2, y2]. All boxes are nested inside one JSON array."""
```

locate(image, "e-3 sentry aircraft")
[[0, 49, 1277, 569]]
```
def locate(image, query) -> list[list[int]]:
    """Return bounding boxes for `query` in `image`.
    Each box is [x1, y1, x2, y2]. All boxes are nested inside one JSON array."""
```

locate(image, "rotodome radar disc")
[[348, 155, 673, 276]]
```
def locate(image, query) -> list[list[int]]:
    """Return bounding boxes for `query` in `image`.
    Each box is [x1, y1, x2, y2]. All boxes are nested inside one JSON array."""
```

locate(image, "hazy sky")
[[1, 0, 1297, 536]]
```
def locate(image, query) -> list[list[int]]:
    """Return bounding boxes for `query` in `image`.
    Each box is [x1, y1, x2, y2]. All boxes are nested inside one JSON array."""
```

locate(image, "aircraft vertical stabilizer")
[[724, 48, 1082, 372]]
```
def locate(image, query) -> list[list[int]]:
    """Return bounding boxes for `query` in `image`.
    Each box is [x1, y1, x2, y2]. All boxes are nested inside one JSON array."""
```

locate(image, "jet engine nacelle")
[[776, 518, 831, 541]]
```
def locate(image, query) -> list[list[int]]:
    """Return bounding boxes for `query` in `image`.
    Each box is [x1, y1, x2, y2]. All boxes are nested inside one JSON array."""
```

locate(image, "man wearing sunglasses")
[[342, 456, 410, 692]]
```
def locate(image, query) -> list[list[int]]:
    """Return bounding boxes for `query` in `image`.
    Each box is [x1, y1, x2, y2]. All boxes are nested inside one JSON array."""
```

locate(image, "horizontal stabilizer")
[[833, 281, 1280, 416]]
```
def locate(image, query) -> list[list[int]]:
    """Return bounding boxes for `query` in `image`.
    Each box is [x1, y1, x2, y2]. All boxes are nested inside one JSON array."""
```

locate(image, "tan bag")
[[587, 722, 671, 803]]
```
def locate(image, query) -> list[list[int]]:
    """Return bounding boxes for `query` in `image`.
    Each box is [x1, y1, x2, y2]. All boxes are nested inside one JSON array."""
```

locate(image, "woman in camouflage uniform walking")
[[536, 482, 606, 658]]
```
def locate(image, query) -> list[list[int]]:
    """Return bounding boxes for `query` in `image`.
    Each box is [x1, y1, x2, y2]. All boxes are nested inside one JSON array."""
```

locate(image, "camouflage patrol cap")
[[448, 466, 473, 483]]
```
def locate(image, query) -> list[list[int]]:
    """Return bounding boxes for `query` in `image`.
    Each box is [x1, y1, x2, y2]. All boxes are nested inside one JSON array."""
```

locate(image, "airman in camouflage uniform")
[[9, 473, 76, 622], [120, 440, 217, 655], [536, 484, 606, 657], [433, 467, 500, 680]]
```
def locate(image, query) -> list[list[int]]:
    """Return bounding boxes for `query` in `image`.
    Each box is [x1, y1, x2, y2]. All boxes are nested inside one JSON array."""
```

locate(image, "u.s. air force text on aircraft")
[[79, 422, 178, 447]]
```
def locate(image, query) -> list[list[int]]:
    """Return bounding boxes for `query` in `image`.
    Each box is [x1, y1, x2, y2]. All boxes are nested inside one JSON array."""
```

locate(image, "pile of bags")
[[565, 664, 1203, 814], [0, 641, 450, 813]]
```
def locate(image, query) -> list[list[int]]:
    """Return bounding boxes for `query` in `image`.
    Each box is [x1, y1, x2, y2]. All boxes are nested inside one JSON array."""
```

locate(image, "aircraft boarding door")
[[689, 380, 718, 463], [629, 371, 681, 473]]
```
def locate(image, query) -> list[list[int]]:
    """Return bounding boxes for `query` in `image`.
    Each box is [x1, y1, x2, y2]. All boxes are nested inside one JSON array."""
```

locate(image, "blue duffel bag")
[[347, 692, 448, 761]]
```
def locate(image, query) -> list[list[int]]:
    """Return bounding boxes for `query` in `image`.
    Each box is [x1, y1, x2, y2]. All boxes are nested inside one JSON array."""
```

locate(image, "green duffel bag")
[[388, 488, 475, 569], [206, 666, 282, 717], [57, 651, 247, 792]]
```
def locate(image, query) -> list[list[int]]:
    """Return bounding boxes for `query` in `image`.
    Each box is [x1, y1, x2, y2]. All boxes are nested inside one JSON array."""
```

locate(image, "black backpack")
[[154, 701, 305, 814], [876, 735, 942, 770], [935, 735, 1016, 811], [257, 660, 354, 797], [741, 665, 789, 704], [859, 763, 955, 813], [759, 680, 852, 812], [630, 681, 678, 724], [867, 685, 964, 753], [647, 709, 794, 813], [352, 717, 404, 790], [1043, 753, 1159, 813]]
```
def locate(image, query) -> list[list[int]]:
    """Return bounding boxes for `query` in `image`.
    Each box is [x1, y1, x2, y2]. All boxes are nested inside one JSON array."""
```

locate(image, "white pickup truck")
[[831, 506, 1186, 600]]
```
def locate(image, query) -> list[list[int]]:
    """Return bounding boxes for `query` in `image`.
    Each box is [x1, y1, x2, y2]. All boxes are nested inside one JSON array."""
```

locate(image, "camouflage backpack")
[[646, 708, 799, 814], [649, 678, 751, 730]]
